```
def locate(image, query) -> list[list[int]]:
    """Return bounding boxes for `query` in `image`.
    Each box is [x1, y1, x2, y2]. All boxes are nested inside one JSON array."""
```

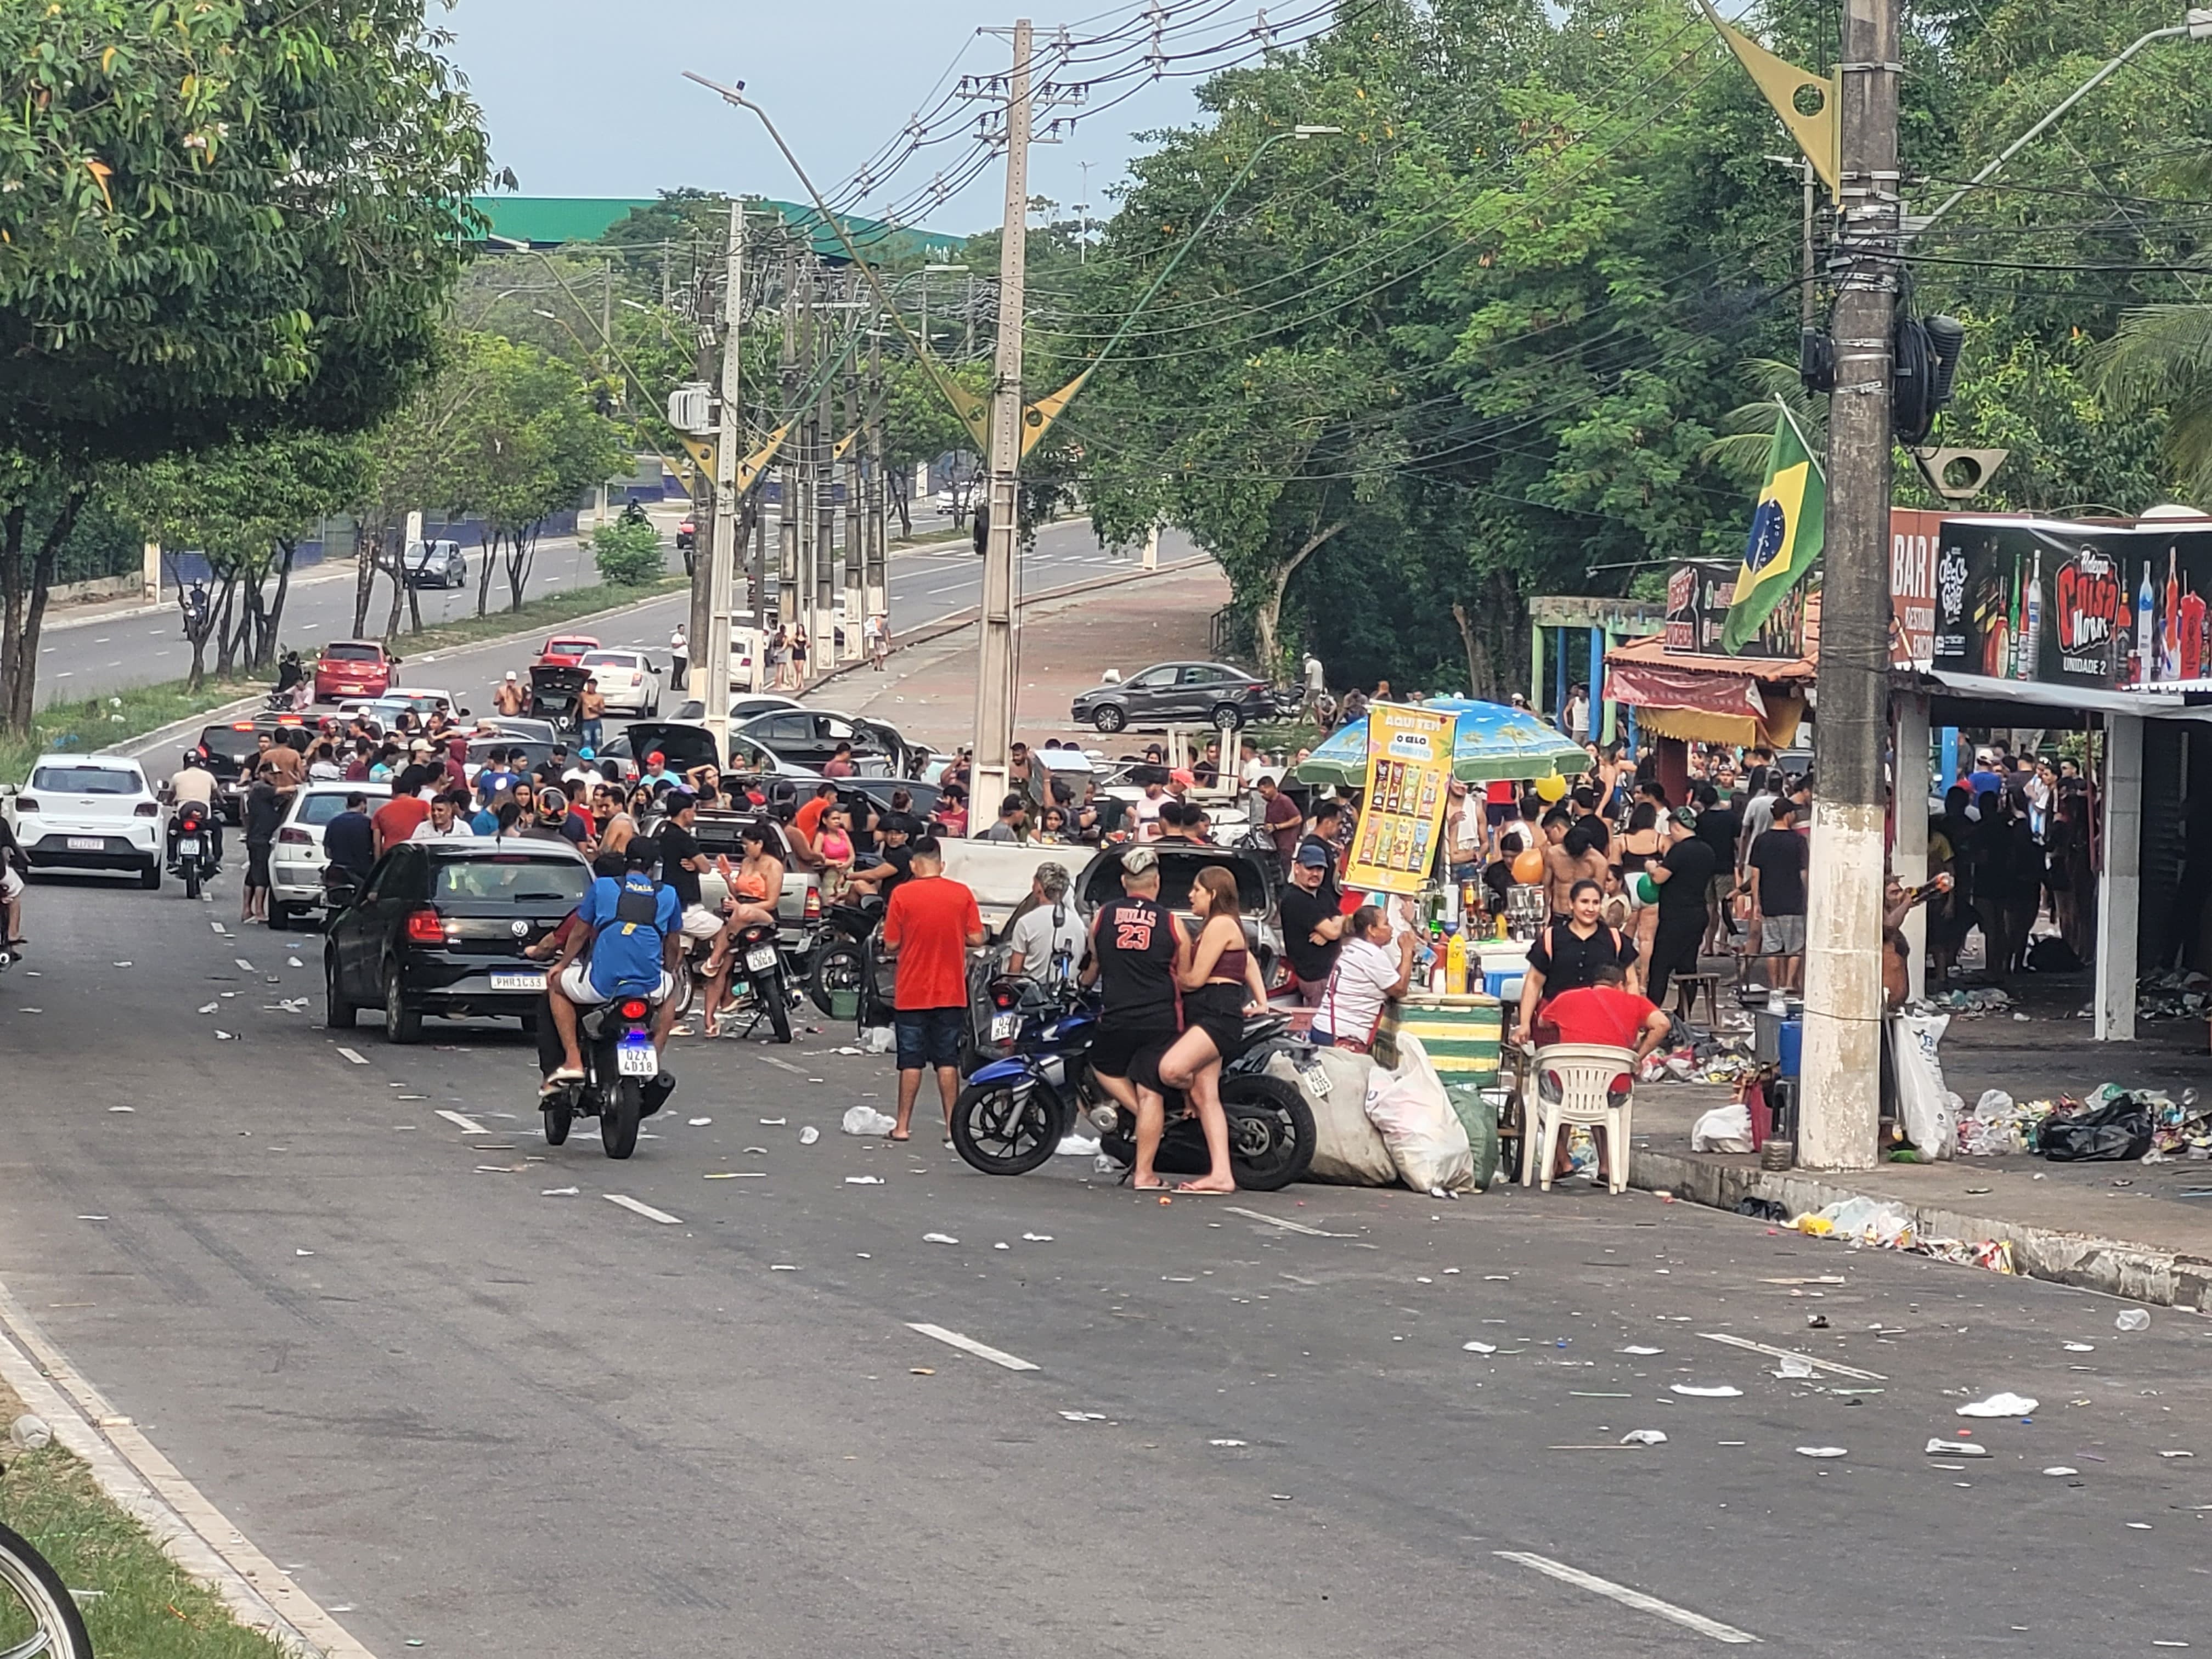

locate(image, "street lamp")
[[1911, 11, 2212, 235]]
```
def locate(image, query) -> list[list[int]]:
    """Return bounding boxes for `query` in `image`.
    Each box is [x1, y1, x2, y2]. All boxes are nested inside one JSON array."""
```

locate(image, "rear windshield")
[[31, 766, 140, 794], [433, 856, 590, 905], [199, 725, 264, 759], [579, 652, 636, 669], [295, 791, 383, 827], [548, 639, 594, 652], [323, 643, 382, 663]]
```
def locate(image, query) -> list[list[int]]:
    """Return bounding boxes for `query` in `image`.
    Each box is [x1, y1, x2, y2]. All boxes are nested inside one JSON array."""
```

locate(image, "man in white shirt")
[[167, 750, 223, 870], [1006, 862, 1088, 984], [1314, 904, 1418, 1051], [411, 793, 480, 842], [1131, 780, 1167, 839]]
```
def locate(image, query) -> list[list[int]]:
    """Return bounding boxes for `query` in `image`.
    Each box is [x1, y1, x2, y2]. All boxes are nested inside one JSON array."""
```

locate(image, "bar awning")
[[1925, 669, 2185, 716]]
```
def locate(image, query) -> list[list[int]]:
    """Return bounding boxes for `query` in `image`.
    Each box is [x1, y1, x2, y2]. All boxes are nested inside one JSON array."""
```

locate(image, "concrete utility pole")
[[814, 286, 837, 672], [778, 249, 799, 648], [844, 295, 865, 661], [701, 200, 744, 760], [971, 15, 1035, 821], [686, 259, 720, 691], [866, 331, 888, 627], [595, 259, 614, 529], [1798, 0, 1900, 1170]]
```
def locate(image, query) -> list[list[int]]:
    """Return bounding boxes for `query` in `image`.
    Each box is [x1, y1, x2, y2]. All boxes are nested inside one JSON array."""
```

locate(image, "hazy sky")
[[445, 0, 1222, 236]]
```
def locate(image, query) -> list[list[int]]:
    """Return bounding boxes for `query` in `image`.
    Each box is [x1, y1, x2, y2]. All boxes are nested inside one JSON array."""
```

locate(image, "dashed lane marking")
[[605, 1194, 682, 1226], [1494, 1551, 1760, 1644], [907, 1323, 1040, 1372]]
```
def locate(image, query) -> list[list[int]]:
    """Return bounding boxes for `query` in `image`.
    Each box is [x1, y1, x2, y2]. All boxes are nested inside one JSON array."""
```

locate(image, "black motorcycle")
[[674, 917, 797, 1042], [1093, 1015, 1317, 1193], [806, 895, 883, 1016], [541, 996, 675, 1159], [172, 801, 217, 901]]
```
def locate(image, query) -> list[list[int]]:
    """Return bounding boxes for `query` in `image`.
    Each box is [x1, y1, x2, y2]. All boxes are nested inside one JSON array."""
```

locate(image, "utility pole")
[[701, 200, 744, 760], [1798, 0, 1900, 1171], [686, 259, 720, 692], [971, 15, 1034, 823], [595, 259, 614, 529], [814, 280, 838, 673], [866, 329, 888, 628], [777, 251, 799, 659], [843, 282, 865, 661]]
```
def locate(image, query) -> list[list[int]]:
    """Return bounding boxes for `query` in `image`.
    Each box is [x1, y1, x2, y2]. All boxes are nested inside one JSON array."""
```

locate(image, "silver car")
[[270, 781, 390, 926]]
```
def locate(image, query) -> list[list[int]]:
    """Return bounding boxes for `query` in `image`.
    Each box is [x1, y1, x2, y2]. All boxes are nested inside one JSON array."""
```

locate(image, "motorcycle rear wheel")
[[1222, 1072, 1315, 1192], [602, 1077, 641, 1159], [951, 1076, 1065, 1177], [183, 860, 202, 901], [764, 973, 793, 1043], [543, 1103, 572, 1146], [808, 938, 867, 1017]]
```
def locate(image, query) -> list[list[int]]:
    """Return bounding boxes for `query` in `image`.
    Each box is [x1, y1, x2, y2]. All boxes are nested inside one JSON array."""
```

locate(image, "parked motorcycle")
[[673, 917, 797, 1042], [541, 996, 676, 1159], [948, 980, 1318, 1192], [805, 895, 883, 1016], [172, 802, 217, 902]]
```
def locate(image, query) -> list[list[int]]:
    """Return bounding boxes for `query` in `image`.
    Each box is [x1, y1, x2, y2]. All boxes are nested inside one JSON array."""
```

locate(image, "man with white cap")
[[493, 670, 527, 717]]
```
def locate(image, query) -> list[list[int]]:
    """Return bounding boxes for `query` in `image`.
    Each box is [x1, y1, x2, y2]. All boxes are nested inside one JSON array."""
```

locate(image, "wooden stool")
[[1672, 970, 1723, 1028]]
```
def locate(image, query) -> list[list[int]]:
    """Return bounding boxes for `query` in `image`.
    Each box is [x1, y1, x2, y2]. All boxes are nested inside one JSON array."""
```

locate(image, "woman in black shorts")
[[1154, 866, 1268, 1193]]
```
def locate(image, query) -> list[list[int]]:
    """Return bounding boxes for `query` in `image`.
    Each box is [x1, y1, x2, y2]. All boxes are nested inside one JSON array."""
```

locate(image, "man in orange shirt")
[[789, 782, 838, 865], [370, 763, 434, 855], [880, 836, 985, 1143]]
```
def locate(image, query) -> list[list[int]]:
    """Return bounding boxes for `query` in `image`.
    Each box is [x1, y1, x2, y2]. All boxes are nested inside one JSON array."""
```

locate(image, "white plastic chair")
[[1520, 1042, 1637, 1194]]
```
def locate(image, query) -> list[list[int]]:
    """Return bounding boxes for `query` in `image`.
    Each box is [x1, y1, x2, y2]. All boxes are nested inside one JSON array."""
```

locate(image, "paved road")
[[6, 870, 2212, 1654], [37, 516, 1198, 708]]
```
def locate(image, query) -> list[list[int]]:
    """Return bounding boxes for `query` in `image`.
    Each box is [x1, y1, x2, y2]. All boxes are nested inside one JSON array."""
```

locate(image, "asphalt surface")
[[6, 866, 2212, 1655], [38, 513, 1197, 708]]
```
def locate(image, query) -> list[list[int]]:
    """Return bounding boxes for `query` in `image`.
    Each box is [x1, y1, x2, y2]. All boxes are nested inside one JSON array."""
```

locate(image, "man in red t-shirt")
[[880, 836, 985, 1142], [371, 764, 433, 855], [1538, 964, 1671, 1181]]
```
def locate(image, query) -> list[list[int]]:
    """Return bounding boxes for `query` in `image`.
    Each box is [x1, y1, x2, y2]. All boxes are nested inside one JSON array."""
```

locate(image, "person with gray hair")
[[1007, 860, 1087, 983]]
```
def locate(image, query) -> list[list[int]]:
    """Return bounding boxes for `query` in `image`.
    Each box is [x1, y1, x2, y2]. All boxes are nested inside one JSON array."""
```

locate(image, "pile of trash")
[[1792, 1195, 2016, 1274], [2128, 970, 2212, 1024], [1956, 1088, 2043, 1156], [1924, 986, 2016, 1019], [1639, 1028, 1760, 1087]]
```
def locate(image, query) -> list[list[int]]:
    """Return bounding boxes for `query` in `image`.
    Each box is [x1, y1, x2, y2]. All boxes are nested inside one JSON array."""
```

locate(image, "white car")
[[270, 781, 391, 926], [578, 650, 662, 716], [1, 755, 164, 887]]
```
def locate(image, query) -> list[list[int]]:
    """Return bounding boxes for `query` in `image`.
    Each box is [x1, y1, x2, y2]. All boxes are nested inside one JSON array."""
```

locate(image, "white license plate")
[[744, 945, 778, 973], [990, 1011, 1021, 1041], [616, 1039, 658, 1077], [67, 837, 105, 851], [490, 971, 545, 992], [176, 837, 202, 856]]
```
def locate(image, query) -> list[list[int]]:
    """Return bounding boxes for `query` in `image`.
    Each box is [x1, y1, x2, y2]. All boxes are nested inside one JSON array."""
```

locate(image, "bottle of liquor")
[[2138, 560, 2157, 685], [2017, 549, 2042, 681], [2165, 547, 2183, 682]]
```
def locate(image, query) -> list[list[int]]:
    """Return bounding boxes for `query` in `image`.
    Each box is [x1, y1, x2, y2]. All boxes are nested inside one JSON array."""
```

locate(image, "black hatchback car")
[[1069, 661, 1275, 735], [323, 839, 593, 1042]]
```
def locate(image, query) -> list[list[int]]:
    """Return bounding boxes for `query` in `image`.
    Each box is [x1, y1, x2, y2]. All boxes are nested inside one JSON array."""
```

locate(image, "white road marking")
[[1700, 1332, 1886, 1381], [605, 1193, 682, 1225], [1494, 1551, 1760, 1644], [233, 958, 256, 972], [758, 1054, 807, 1075], [435, 1109, 489, 1135], [907, 1322, 1040, 1372], [1223, 1205, 1353, 1238], [210, 922, 227, 934], [336, 1047, 368, 1065]]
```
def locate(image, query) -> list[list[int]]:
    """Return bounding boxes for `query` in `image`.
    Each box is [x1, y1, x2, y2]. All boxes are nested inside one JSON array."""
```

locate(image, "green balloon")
[[1635, 872, 1659, 906]]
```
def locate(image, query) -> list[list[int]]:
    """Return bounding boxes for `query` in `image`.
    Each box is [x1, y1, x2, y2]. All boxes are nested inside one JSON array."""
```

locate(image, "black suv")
[[324, 840, 592, 1042], [195, 715, 311, 823]]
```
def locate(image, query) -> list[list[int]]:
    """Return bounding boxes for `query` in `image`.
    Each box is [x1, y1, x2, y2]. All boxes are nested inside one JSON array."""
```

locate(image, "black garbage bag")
[[2028, 934, 2083, 974], [2040, 1097, 2154, 1162], [1733, 1197, 1791, 1222]]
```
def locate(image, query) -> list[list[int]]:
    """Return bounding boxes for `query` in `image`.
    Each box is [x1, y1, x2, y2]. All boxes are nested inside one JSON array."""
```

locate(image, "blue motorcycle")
[[950, 973, 1101, 1176]]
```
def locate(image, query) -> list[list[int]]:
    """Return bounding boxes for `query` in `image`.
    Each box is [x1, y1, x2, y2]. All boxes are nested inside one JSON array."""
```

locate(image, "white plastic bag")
[[1362, 1033, 1475, 1193], [1266, 1047, 1396, 1186], [1889, 1011, 1956, 1159], [842, 1104, 897, 1137], [861, 1025, 894, 1055], [1690, 1101, 1754, 1153]]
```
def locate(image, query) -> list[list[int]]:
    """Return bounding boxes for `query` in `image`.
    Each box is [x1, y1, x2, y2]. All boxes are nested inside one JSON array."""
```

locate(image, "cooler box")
[[1483, 968, 1526, 1001]]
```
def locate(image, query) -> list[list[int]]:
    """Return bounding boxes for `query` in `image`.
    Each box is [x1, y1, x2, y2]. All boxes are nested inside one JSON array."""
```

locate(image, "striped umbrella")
[[1291, 698, 1589, 788]]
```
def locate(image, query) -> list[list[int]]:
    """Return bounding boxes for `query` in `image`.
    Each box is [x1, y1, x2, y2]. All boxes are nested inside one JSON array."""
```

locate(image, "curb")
[[0, 1274, 375, 1658], [811, 555, 1212, 692], [1627, 1147, 2212, 1311]]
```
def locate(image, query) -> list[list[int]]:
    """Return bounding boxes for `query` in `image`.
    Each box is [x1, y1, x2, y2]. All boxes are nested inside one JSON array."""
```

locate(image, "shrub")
[[592, 520, 663, 586]]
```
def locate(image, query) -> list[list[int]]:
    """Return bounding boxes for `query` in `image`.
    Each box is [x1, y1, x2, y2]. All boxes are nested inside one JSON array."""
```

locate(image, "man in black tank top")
[[1081, 845, 1187, 1117]]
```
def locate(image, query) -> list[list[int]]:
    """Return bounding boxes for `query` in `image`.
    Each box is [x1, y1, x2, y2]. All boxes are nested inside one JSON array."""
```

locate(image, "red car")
[[313, 640, 396, 702], [537, 634, 600, 668]]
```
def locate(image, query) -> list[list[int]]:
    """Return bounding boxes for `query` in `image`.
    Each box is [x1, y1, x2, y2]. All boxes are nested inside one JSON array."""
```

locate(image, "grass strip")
[[0, 1380, 288, 1658]]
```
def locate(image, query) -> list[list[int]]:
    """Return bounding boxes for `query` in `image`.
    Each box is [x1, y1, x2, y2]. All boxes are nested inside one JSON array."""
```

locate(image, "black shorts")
[[894, 1005, 963, 1071], [1182, 981, 1248, 1060], [245, 842, 273, 889], [1089, 1020, 1178, 1081]]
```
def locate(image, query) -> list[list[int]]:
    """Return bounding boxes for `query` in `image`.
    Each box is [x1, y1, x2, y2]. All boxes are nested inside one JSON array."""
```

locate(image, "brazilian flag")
[[1723, 408, 1825, 655]]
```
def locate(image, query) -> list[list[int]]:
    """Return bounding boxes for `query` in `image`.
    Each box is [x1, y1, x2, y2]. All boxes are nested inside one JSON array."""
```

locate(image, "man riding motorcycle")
[[166, 750, 224, 873], [0, 813, 25, 951], [541, 836, 682, 1092]]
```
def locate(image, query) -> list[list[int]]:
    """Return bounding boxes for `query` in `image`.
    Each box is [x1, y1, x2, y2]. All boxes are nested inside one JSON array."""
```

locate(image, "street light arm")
[[1914, 18, 2199, 236]]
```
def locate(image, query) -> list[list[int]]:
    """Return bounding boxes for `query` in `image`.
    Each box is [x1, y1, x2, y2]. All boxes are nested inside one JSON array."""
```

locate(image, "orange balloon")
[[1511, 848, 1545, 885]]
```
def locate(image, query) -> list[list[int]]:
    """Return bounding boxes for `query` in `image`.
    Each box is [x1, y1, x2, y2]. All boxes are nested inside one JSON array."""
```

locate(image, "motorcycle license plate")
[[490, 971, 545, 991], [617, 1037, 658, 1077], [990, 1011, 1021, 1042], [68, 837, 105, 851], [176, 838, 202, 856], [744, 945, 778, 974]]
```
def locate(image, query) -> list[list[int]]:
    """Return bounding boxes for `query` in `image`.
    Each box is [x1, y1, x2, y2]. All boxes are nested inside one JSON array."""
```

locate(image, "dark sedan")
[[324, 840, 592, 1043], [1070, 661, 1275, 735]]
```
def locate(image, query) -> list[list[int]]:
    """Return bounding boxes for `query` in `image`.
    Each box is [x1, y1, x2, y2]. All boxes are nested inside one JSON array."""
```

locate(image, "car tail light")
[[14, 798, 35, 812], [278, 826, 313, 845], [803, 889, 820, 921], [1267, 957, 1295, 991], [404, 907, 445, 945], [619, 998, 649, 1020], [133, 801, 159, 817]]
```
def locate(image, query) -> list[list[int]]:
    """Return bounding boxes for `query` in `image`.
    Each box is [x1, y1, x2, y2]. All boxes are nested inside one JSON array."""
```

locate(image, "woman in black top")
[[1515, 879, 1638, 1045]]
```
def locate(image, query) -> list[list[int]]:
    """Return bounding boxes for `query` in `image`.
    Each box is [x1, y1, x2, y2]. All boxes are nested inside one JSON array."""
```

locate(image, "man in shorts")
[[1080, 845, 1189, 1187], [881, 836, 985, 1142], [543, 837, 683, 1088]]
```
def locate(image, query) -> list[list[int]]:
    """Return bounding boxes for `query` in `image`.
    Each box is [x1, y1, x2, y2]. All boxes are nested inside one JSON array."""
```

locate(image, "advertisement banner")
[[1664, 560, 1807, 659], [1346, 703, 1458, 895], [1889, 506, 1945, 670]]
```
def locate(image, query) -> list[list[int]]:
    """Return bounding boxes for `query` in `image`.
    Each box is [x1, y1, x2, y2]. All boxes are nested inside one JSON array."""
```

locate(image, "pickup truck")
[[668, 809, 821, 955]]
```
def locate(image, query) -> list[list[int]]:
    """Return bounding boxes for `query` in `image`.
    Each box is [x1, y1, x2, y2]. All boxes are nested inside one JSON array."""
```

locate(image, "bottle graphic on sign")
[[2165, 548, 2183, 682], [2138, 560, 2157, 685], [2017, 550, 2042, 681], [2185, 580, 2206, 682]]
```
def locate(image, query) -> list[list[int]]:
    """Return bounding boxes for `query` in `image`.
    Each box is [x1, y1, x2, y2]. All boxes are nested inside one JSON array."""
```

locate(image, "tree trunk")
[[381, 529, 407, 641], [1251, 520, 1344, 680], [4, 488, 86, 735], [407, 566, 424, 635], [351, 518, 379, 636], [476, 528, 497, 617], [258, 541, 297, 669], [890, 472, 912, 539], [0, 505, 28, 735], [213, 575, 245, 677], [506, 523, 539, 611]]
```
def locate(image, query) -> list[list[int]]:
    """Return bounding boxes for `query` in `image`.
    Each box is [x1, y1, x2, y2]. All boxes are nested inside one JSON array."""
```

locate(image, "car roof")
[[323, 639, 387, 651], [31, 753, 142, 770], [413, 839, 585, 862], [545, 634, 599, 645]]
